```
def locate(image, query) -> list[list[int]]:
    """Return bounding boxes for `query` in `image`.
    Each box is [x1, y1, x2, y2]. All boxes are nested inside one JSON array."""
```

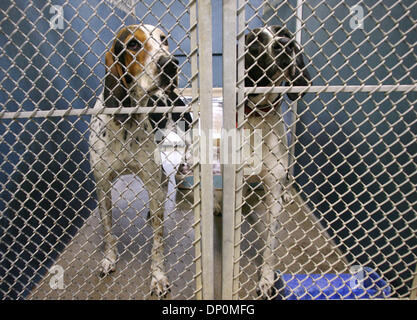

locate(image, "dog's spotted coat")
[[90, 23, 310, 300], [215, 25, 311, 299], [90, 24, 178, 298]]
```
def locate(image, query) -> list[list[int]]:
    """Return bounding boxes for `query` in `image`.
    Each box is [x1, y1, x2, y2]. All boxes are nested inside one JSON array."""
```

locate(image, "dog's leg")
[[95, 173, 118, 278], [144, 166, 170, 298], [136, 143, 170, 299], [177, 123, 193, 176], [213, 189, 223, 216], [256, 173, 284, 299], [181, 130, 193, 172], [256, 115, 288, 299]]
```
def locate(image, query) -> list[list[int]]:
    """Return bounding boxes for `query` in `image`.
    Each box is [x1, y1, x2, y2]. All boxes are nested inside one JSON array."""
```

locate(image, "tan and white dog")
[[89, 24, 180, 298]]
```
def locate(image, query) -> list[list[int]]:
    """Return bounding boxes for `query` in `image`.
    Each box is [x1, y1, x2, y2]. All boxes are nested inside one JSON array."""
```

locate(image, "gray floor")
[[29, 150, 348, 300]]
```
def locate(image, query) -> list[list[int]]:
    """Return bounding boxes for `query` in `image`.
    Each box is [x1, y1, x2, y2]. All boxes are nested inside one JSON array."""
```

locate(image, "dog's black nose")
[[272, 38, 291, 54], [157, 56, 179, 77], [157, 56, 179, 89]]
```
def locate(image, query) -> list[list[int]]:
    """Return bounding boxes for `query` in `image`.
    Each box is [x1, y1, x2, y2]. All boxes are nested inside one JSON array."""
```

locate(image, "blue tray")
[[275, 267, 391, 300]]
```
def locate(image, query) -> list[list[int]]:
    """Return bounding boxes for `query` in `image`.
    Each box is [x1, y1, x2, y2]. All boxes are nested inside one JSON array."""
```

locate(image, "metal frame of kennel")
[[222, 0, 417, 300], [0, 0, 416, 300], [0, 0, 215, 300]]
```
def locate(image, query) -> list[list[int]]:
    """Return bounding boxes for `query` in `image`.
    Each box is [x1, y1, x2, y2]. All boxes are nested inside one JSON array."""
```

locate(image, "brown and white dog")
[[215, 26, 311, 299], [89, 24, 181, 298]]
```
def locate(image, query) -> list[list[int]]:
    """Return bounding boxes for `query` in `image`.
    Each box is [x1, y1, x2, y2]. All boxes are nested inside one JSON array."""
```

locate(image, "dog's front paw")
[[177, 162, 191, 176], [214, 200, 222, 216], [99, 250, 117, 278], [256, 271, 277, 300], [151, 271, 171, 299], [213, 190, 222, 216], [282, 190, 292, 203]]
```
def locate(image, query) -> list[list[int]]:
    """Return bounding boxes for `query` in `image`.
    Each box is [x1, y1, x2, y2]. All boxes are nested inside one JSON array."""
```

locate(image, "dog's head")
[[104, 24, 179, 118], [245, 26, 311, 103]]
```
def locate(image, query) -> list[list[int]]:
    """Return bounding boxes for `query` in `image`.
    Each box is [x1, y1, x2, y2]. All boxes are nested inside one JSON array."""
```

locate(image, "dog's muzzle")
[[271, 37, 292, 68], [157, 56, 179, 90]]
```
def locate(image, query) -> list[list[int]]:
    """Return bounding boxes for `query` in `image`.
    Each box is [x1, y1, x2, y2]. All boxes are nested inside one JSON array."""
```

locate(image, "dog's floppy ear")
[[104, 51, 129, 106], [104, 34, 132, 122], [285, 43, 311, 101]]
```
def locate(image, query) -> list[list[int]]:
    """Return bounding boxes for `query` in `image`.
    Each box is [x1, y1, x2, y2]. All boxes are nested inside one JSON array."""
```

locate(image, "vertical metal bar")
[[189, 0, 202, 300], [410, 263, 417, 299], [129, 0, 136, 23], [288, 0, 304, 182], [232, 0, 246, 300], [221, 0, 237, 300], [198, 0, 214, 300]]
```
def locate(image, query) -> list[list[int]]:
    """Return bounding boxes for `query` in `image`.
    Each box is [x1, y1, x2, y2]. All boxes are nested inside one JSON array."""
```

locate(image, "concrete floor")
[[29, 150, 348, 300]]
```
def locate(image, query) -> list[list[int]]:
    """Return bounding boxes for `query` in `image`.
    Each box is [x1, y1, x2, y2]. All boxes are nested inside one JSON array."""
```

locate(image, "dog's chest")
[[90, 114, 155, 162]]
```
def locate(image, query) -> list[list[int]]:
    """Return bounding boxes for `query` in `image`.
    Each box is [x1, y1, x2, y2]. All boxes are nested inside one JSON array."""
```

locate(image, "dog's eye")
[[160, 35, 168, 47], [127, 40, 142, 51]]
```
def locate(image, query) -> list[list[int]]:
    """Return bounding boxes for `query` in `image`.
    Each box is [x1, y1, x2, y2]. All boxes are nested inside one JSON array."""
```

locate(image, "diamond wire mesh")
[[1, 0, 417, 301], [0, 0, 201, 300], [233, 0, 417, 299]]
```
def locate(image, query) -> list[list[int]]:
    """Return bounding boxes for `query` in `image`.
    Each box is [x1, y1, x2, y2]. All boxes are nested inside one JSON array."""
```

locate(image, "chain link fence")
[[0, 0, 416, 300], [0, 0, 213, 300], [222, 0, 417, 299]]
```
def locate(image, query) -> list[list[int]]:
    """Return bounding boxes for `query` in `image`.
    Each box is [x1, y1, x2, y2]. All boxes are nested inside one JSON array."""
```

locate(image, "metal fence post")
[[189, 0, 203, 300], [233, 0, 246, 300], [197, 0, 214, 300], [288, 0, 304, 183], [1, 0, 417, 301], [222, 0, 237, 300]]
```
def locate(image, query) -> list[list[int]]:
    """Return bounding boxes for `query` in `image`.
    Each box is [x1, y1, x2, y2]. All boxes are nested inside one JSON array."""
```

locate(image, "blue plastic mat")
[[275, 267, 391, 300]]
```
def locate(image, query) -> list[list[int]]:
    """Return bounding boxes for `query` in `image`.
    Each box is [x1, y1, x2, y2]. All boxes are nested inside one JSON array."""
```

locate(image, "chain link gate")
[[0, 0, 214, 300], [0, 0, 416, 301], [222, 0, 417, 300]]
